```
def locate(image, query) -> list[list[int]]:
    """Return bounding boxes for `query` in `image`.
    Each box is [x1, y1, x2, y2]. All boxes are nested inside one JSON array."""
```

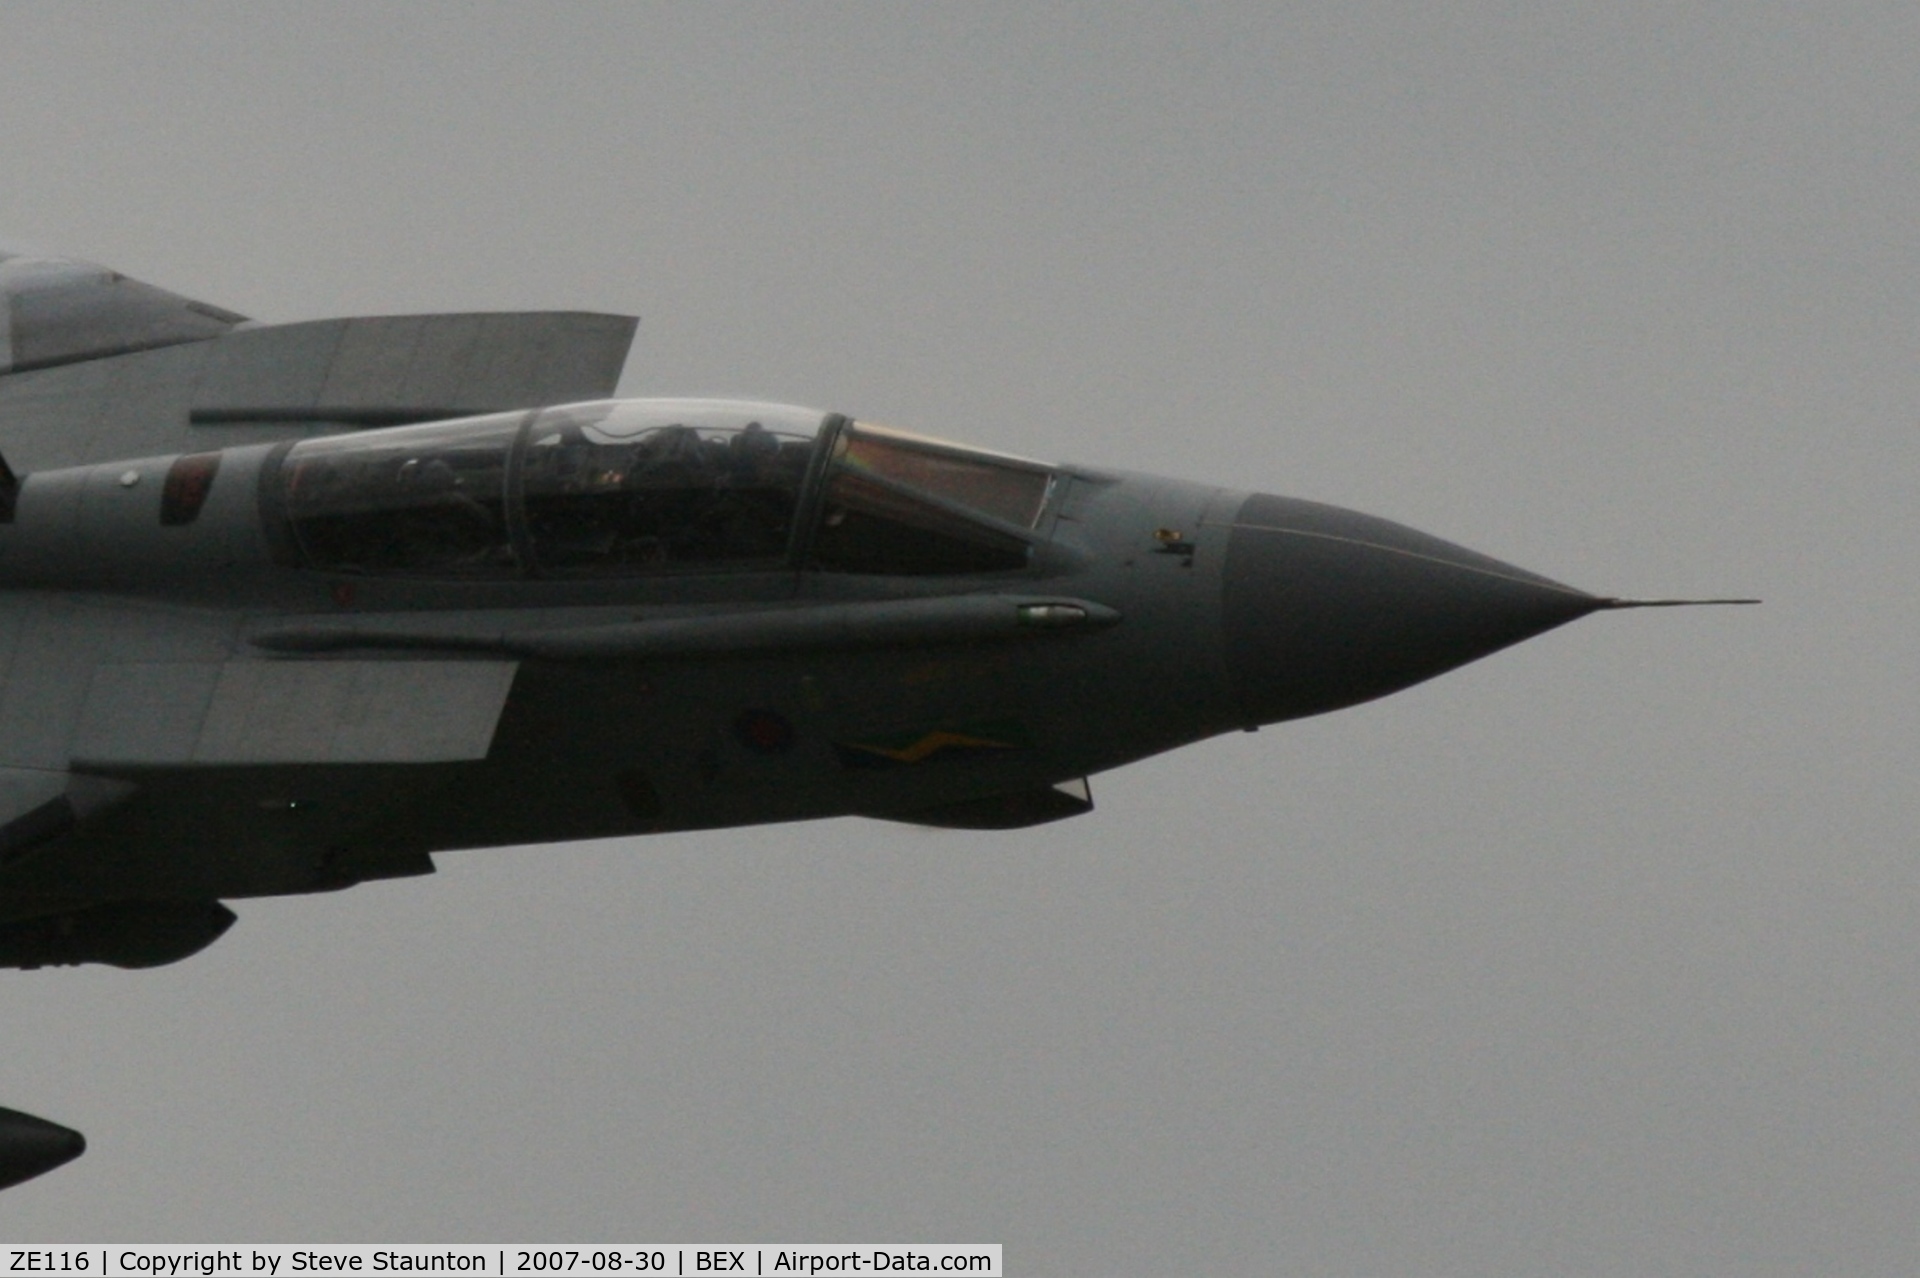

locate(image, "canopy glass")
[[274, 401, 1055, 579]]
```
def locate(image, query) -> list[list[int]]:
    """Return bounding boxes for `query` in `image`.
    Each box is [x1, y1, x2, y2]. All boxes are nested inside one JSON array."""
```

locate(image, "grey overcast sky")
[[1, 3, 1914, 1271]]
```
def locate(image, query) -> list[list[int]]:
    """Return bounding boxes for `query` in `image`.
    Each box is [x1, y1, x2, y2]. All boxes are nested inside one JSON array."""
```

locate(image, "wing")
[[0, 594, 527, 966], [0, 247, 638, 470], [0, 245, 245, 376]]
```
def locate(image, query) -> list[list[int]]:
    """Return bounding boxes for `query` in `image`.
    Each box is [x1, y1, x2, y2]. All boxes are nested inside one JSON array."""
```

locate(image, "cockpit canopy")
[[273, 399, 1056, 579]]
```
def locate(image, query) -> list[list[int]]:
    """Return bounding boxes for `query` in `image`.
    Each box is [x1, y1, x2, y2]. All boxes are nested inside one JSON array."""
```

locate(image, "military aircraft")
[[0, 243, 1750, 1188]]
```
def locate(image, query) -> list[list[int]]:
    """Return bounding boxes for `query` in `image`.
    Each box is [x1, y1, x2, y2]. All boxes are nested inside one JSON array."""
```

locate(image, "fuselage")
[[0, 397, 1604, 935]]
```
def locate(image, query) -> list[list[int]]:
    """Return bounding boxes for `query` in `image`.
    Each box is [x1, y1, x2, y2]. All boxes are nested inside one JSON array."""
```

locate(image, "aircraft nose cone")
[[1223, 493, 1606, 725], [0, 1106, 85, 1191]]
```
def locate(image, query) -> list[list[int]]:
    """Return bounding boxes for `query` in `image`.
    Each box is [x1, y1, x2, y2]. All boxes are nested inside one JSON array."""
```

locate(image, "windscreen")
[[839, 425, 1052, 528], [809, 423, 1053, 575]]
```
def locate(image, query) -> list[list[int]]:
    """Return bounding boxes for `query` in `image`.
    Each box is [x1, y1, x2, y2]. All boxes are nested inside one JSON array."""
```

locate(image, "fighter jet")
[[0, 245, 1749, 1187]]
